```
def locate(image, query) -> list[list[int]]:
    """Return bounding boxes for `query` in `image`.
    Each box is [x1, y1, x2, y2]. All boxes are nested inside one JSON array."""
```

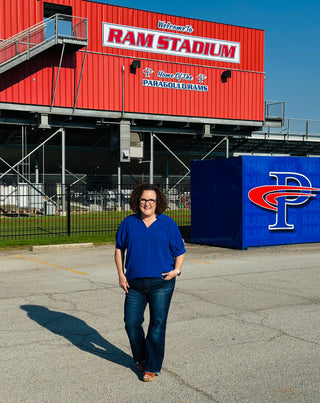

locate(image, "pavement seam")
[[162, 366, 219, 402], [224, 314, 320, 347]]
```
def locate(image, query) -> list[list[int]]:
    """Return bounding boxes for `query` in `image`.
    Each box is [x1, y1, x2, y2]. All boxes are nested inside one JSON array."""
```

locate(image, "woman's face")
[[139, 190, 157, 218]]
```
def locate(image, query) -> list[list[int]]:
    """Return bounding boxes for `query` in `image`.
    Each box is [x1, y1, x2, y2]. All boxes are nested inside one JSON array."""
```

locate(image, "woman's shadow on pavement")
[[20, 304, 135, 373]]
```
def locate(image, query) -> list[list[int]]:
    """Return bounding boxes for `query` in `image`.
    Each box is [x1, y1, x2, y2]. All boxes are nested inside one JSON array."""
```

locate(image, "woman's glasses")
[[139, 198, 156, 205]]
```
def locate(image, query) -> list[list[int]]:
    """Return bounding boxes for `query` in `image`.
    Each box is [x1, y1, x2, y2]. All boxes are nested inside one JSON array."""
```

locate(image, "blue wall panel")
[[242, 155, 320, 248], [191, 158, 243, 248], [191, 156, 320, 249]]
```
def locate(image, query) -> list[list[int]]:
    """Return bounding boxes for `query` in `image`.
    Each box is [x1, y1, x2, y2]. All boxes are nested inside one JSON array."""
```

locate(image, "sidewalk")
[[0, 242, 319, 402]]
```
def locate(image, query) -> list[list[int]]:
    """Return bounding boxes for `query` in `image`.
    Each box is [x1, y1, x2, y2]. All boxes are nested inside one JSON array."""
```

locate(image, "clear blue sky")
[[98, 0, 320, 121]]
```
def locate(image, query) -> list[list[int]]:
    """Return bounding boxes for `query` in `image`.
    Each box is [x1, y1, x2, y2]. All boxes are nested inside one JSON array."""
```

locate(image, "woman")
[[115, 183, 185, 382]]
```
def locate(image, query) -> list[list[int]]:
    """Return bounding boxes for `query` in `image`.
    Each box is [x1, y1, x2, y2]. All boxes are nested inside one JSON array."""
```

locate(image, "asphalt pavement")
[[0, 242, 319, 402]]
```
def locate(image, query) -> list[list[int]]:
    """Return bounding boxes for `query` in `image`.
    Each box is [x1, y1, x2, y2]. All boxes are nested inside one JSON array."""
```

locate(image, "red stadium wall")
[[0, 0, 265, 122]]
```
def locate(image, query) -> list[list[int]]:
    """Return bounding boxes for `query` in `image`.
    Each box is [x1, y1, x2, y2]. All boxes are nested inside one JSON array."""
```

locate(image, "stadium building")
[[3, 0, 320, 246], [1, 0, 284, 187]]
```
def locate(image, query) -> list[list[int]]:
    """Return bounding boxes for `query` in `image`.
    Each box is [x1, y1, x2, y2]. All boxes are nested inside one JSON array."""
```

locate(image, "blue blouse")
[[116, 214, 186, 280]]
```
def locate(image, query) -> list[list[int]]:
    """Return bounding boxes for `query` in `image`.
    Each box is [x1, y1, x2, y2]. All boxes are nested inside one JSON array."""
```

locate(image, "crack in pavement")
[[162, 366, 219, 402]]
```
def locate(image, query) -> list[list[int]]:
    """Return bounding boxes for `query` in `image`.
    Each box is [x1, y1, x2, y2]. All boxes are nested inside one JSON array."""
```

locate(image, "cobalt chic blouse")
[[116, 214, 186, 281]]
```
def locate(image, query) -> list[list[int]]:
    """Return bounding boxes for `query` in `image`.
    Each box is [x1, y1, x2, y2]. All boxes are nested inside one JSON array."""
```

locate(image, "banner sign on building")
[[191, 157, 320, 249], [141, 67, 208, 92], [103, 23, 240, 63]]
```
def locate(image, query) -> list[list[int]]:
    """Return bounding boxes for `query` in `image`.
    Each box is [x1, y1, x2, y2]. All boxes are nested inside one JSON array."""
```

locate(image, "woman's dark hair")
[[130, 183, 168, 214]]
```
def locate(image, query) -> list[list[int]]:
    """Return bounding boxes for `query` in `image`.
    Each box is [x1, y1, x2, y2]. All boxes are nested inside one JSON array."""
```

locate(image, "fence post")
[[67, 184, 71, 236]]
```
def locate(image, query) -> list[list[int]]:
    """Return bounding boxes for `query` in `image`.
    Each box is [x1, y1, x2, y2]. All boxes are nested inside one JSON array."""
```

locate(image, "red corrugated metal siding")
[[0, 0, 41, 37], [89, 3, 264, 73], [0, 0, 265, 121]]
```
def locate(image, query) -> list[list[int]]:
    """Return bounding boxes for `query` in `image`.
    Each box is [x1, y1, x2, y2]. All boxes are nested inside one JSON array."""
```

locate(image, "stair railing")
[[0, 14, 87, 69]]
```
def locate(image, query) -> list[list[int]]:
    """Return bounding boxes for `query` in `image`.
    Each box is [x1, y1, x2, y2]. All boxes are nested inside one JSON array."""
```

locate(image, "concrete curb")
[[30, 243, 94, 252]]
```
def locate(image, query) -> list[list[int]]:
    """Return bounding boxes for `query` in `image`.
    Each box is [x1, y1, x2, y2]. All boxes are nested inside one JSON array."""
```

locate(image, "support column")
[[61, 127, 66, 214], [165, 154, 169, 194], [35, 152, 39, 184], [226, 136, 230, 158], [117, 163, 122, 211], [42, 145, 45, 185], [150, 132, 154, 184]]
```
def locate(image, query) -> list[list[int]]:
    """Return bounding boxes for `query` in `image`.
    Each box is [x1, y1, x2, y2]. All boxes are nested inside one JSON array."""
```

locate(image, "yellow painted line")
[[15, 255, 88, 275], [191, 260, 212, 265]]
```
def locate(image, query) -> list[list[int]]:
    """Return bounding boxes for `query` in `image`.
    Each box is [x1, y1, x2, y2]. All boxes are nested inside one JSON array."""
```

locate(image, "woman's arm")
[[162, 252, 185, 280], [114, 248, 130, 293], [174, 253, 185, 274]]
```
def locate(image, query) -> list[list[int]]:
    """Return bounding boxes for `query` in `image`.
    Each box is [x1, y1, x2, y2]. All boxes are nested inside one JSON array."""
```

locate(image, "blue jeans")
[[124, 277, 176, 373]]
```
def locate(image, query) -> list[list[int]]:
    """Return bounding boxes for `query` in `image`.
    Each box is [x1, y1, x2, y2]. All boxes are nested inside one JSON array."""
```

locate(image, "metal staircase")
[[0, 14, 88, 75]]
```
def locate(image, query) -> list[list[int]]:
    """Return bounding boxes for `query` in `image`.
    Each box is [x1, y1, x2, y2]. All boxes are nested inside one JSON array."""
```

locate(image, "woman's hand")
[[162, 269, 180, 280], [119, 273, 130, 293], [162, 254, 185, 280]]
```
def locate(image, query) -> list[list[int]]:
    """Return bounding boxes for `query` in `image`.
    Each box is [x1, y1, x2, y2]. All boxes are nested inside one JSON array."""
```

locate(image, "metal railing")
[[254, 118, 320, 140], [265, 100, 285, 122], [0, 183, 191, 241], [0, 14, 88, 73]]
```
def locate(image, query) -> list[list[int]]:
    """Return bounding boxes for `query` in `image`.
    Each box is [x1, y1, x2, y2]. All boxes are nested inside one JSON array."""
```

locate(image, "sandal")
[[143, 372, 156, 382], [135, 361, 145, 373]]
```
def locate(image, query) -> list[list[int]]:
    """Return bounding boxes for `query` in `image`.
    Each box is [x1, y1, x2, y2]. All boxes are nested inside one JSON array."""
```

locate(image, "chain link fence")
[[0, 183, 191, 241]]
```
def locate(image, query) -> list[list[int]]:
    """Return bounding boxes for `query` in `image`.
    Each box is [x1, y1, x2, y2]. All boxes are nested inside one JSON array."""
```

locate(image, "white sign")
[[103, 23, 240, 63], [141, 67, 208, 92]]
